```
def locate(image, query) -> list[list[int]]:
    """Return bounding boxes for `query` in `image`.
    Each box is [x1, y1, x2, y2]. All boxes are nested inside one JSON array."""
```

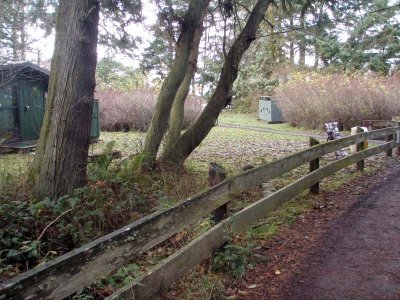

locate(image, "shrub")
[[274, 72, 400, 129], [96, 88, 204, 132], [212, 243, 253, 278], [0, 142, 206, 278], [0, 152, 151, 277]]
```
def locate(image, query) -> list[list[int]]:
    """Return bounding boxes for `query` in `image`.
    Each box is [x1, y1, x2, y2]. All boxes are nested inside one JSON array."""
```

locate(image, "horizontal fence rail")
[[1, 127, 399, 300], [109, 140, 397, 300]]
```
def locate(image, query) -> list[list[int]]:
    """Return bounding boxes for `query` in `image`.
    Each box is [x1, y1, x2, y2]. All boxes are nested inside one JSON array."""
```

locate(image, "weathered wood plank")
[[109, 140, 397, 300], [356, 127, 365, 171], [209, 162, 229, 223], [386, 134, 394, 157], [0, 183, 231, 300], [397, 130, 400, 156], [107, 220, 230, 300], [229, 127, 397, 193], [394, 119, 400, 156], [1, 127, 397, 300], [309, 137, 320, 194]]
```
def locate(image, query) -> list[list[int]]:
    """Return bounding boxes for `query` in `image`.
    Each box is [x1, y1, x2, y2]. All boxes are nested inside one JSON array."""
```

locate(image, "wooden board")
[[0, 140, 38, 150]]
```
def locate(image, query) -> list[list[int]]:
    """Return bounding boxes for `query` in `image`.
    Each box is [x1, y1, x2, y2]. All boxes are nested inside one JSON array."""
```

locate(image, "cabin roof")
[[0, 61, 50, 86]]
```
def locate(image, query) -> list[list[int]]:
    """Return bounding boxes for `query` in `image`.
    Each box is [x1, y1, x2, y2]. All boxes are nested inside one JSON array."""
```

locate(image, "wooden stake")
[[356, 127, 365, 171], [309, 137, 320, 194], [208, 162, 228, 223], [386, 134, 393, 157]]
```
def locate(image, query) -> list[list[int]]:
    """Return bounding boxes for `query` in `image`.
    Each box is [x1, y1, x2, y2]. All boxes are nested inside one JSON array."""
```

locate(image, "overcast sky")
[[27, 1, 158, 69]]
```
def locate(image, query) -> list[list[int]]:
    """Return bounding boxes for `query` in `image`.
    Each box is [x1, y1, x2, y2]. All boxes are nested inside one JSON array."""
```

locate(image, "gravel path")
[[229, 158, 400, 300], [286, 163, 400, 299]]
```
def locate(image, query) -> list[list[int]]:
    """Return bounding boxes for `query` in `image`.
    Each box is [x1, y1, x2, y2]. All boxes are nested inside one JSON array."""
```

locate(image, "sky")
[[27, 1, 158, 69]]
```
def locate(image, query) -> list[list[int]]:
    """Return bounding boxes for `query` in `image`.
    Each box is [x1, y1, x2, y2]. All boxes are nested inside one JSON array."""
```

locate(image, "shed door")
[[18, 80, 45, 141], [0, 86, 18, 139]]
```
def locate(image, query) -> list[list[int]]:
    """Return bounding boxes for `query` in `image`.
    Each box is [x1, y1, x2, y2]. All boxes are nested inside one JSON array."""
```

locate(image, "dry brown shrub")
[[96, 88, 204, 132], [275, 72, 400, 130]]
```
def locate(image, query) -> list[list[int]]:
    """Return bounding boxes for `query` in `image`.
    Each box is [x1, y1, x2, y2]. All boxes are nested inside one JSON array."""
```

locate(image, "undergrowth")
[[213, 243, 254, 278], [0, 142, 207, 281], [0, 123, 388, 299]]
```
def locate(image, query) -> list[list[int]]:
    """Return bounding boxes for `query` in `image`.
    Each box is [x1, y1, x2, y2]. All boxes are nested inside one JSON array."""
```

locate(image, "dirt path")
[[288, 162, 400, 299], [232, 158, 400, 300]]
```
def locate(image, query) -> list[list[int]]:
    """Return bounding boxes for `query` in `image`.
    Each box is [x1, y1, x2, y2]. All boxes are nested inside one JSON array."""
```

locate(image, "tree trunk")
[[161, 73, 193, 161], [162, 0, 272, 165], [314, 45, 319, 67], [298, 9, 306, 66], [141, 0, 210, 169], [19, 0, 26, 61], [11, 8, 19, 60], [9, 0, 27, 61], [289, 16, 294, 63], [313, 2, 324, 68], [32, 0, 99, 198], [161, 12, 205, 161], [276, 19, 285, 63]]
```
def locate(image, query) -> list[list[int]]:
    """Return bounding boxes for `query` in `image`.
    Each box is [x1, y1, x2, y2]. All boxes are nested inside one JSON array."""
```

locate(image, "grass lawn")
[[0, 126, 309, 195], [0, 112, 323, 182], [186, 126, 308, 174], [89, 126, 309, 174], [218, 111, 324, 135], [0, 153, 34, 184]]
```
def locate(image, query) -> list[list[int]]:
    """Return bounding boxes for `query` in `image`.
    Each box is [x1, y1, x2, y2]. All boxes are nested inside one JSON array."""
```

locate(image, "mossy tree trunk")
[[161, 0, 272, 165], [141, 0, 210, 170], [161, 11, 206, 162], [32, 0, 99, 198]]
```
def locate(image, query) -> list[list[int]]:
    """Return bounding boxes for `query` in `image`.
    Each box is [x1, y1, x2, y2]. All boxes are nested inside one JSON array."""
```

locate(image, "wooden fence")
[[1, 126, 399, 300]]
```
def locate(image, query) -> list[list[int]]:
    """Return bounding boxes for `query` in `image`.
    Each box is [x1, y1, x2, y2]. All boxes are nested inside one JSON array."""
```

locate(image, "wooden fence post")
[[309, 137, 320, 194], [209, 162, 228, 223], [392, 118, 400, 156], [356, 127, 365, 171], [397, 131, 400, 157], [386, 133, 394, 157]]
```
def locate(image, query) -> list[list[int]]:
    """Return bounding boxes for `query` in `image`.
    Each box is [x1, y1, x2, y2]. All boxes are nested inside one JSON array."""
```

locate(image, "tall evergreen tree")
[[32, 0, 142, 198], [342, 0, 400, 73], [32, 0, 100, 198], [0, 0, 53, 61]]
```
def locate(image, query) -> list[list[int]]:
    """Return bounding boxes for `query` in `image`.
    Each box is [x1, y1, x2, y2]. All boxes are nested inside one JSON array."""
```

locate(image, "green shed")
[[0, 62, 99, 146]]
